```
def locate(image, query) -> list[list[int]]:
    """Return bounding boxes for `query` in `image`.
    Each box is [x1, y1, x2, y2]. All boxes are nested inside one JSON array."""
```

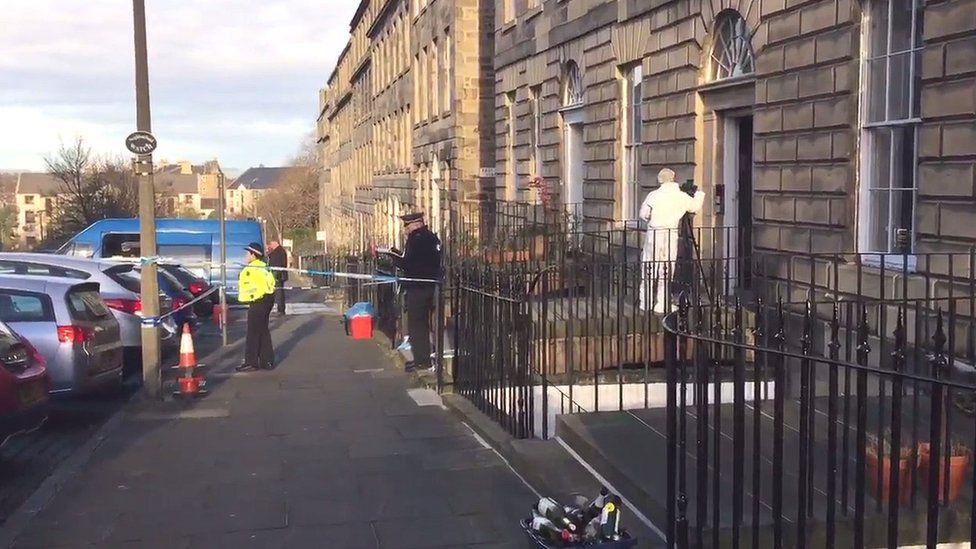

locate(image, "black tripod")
[[676, 179, 714, 305]]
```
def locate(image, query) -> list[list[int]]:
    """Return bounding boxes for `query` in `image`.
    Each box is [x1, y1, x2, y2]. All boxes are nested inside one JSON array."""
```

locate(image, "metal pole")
[[217, 169, 228, 346], [133, 0, 161, 398]]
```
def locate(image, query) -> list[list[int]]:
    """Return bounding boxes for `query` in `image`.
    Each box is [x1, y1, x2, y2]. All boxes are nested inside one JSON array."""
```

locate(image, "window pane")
[[911, 49, 922, 118], [868, 189, 890, 251], [890, 189, 914, 248], [67, 289, 111, 321], [891, 126, 916, 190], [867, 128, 892, 189], [865, 58, 888, 123], [0, 292, 52, 323], [887, 51, 913, 120], [889, 0, 915, 53], [869, 0, 890, 54]]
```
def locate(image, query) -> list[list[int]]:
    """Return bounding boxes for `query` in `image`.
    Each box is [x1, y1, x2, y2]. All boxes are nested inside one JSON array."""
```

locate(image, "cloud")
[[0, 0, 356, 171]]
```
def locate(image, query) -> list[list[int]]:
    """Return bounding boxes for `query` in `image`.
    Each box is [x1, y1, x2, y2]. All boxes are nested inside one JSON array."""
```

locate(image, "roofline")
[[328, 41, 353, 84], [349, 0, 371, 31]]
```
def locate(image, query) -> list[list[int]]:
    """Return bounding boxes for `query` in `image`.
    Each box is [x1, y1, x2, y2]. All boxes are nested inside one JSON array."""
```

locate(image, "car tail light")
[[104, 298, 142, 314], [57, 325, 93, 344], [189, 281, 206, 295], [20, 337, 46, 368]]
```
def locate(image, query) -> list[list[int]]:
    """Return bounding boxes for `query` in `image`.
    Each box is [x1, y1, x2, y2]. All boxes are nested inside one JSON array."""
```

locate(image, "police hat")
[[399, 212, 424, 224], [244, 242, 265, 257]]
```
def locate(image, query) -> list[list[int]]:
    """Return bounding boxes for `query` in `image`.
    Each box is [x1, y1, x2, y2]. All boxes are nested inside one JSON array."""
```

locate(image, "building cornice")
[[366, 0, 400, 39], [350, 0, 371, 31], [350, 56, 372, 84]]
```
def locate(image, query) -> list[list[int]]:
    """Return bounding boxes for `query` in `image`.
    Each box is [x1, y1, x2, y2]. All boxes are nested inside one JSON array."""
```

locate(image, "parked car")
[[55, 218, 263, 300], [144, 266, 199, 329], [0, 320, 48, 446], [158, 263, 215, 318], [0, 277, 123, 395], [0, 254, 179, 365]]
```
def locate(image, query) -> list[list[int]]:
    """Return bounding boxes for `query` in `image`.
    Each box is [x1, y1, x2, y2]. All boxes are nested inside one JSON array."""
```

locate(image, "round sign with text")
[[125, 131, 157, 155]]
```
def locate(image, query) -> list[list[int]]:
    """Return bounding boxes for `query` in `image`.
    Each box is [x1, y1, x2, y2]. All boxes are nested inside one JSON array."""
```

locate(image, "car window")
[[161, 265, 197, 286], [105, 268, 142, 293], [0, 260, 90, 280], [0, 291, 55, 322], [155, 270, 188, 296], [66, 288, 112, 321]]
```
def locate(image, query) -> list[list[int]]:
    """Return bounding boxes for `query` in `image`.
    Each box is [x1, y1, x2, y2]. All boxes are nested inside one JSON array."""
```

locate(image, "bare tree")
[[255, 133, 321, 242], [43, 138, 156, 242]]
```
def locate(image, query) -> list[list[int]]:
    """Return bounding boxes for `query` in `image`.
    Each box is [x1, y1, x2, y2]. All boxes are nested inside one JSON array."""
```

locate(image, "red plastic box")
[[349, 315, 373, 339]]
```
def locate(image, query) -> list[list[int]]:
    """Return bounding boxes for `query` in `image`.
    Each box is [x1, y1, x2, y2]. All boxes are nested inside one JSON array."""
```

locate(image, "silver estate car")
[[0, 276, 123, 395], [0, 254, 179, 362]]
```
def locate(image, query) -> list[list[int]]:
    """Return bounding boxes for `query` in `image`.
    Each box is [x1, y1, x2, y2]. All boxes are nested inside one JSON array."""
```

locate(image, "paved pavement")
[[0, 316, 243, 528], [4, 306, 536, 548]]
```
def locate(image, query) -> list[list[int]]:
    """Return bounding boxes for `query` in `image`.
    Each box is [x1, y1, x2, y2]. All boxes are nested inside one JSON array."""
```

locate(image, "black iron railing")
[[663, 291, 976, 548]]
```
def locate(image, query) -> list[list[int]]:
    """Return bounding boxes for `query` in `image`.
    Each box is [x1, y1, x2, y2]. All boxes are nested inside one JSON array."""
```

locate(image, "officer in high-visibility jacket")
[[236, 242, 277, 372]]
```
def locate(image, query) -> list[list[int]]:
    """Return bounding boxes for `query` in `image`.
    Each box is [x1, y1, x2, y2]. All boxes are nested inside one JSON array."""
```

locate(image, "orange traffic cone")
[[175, 323, 206, 398], [179, 323, 197, 369]]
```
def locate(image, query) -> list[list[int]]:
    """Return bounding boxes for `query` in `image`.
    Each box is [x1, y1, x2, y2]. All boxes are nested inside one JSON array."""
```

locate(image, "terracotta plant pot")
[[917, 443, 972, 504], [866, 451, 912, 505]]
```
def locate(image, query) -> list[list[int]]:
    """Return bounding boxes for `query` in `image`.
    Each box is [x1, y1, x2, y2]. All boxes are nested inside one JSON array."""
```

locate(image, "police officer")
[[236, 242, 277, 372], [384, 212, 441, 372], [267, 240, 288, 315]]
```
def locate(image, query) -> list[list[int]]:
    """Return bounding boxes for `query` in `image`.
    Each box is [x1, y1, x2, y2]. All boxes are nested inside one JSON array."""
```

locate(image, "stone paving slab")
[[6, 313, 533, 548]]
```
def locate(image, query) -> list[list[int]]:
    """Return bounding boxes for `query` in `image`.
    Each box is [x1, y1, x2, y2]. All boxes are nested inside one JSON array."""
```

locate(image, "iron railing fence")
[[663, 294, 976, 548]]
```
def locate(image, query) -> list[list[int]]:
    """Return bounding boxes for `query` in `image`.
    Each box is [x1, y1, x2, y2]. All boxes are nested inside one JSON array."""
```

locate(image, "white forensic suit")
[[638, 182, 706, 313]]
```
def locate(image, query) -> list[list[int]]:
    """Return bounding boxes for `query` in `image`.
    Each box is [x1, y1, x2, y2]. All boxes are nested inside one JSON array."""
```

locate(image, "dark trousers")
[[245, 294, 275, 368], [274, 286, 286, 315], [405, 285, 435, 367]]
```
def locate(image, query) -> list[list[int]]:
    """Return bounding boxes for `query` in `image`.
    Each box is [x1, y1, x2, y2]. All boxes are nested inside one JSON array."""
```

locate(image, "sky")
[[0, 0, 358, 172]]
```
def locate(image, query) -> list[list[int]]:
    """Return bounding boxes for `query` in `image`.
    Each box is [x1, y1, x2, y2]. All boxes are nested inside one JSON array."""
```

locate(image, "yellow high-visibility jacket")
[[238, 259, 276, 303]]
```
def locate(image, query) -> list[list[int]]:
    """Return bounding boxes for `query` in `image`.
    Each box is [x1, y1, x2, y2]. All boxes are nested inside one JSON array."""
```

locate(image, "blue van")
[[55, 219, 264, 298]]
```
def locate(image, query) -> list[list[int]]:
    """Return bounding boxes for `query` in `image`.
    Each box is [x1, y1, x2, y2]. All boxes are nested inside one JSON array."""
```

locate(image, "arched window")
[[562, 61, 584, 108], [710, 11, 754, 81]]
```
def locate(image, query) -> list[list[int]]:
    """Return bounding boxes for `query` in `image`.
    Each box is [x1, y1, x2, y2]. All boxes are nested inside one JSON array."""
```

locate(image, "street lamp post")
[[132, 0, 162, 398], [217, 168, 228, 346]]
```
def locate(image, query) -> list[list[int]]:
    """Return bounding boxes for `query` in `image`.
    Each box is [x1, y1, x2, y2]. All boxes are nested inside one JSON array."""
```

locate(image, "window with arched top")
[[710, 11, 755, 81], [562, 61, 585, 108]]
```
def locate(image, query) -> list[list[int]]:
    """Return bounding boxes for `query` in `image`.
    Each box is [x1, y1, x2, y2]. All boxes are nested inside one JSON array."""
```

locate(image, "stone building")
[[493, 0, 976, 278], [317, 0, 496, 252], [12, 173, 60, 249]]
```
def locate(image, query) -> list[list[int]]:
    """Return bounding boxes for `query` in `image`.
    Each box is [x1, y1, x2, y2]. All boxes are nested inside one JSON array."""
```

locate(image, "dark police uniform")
[[387, 214, 441, 370], [268, 244, 288, 315]]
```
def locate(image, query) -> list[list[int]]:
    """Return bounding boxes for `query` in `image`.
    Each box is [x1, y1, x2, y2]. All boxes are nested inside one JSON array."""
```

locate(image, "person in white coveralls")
[[638, 168, 706, 313]]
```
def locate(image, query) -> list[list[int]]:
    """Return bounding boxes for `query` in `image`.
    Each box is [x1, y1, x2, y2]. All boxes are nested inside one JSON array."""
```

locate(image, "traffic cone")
[[175, 323, 206, 398], [179, 323, 196, 369]]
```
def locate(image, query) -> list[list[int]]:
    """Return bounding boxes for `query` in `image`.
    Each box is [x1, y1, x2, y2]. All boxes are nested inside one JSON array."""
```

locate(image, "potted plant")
[[917, 439, 972, 504], [866, 433, 913, 504]]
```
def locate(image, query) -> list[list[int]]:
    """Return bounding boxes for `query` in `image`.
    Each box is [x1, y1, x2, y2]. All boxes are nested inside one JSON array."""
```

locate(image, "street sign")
[[316, 230, 327, 241], [282, 238, 293, 248], [479, 167, 495, 178], [125, 131, 157, 155]]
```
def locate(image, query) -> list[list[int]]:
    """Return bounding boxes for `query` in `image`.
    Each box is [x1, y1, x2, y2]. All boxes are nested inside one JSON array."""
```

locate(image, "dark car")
[[0, 320, 49, 447], [107, 266, 199, 331], [158, 264, 215, 318]]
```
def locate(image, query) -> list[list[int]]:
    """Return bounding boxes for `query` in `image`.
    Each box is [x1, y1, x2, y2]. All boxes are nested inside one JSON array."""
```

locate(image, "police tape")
[[108, 255, 441, 286], [139, 285, 219, 327]]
